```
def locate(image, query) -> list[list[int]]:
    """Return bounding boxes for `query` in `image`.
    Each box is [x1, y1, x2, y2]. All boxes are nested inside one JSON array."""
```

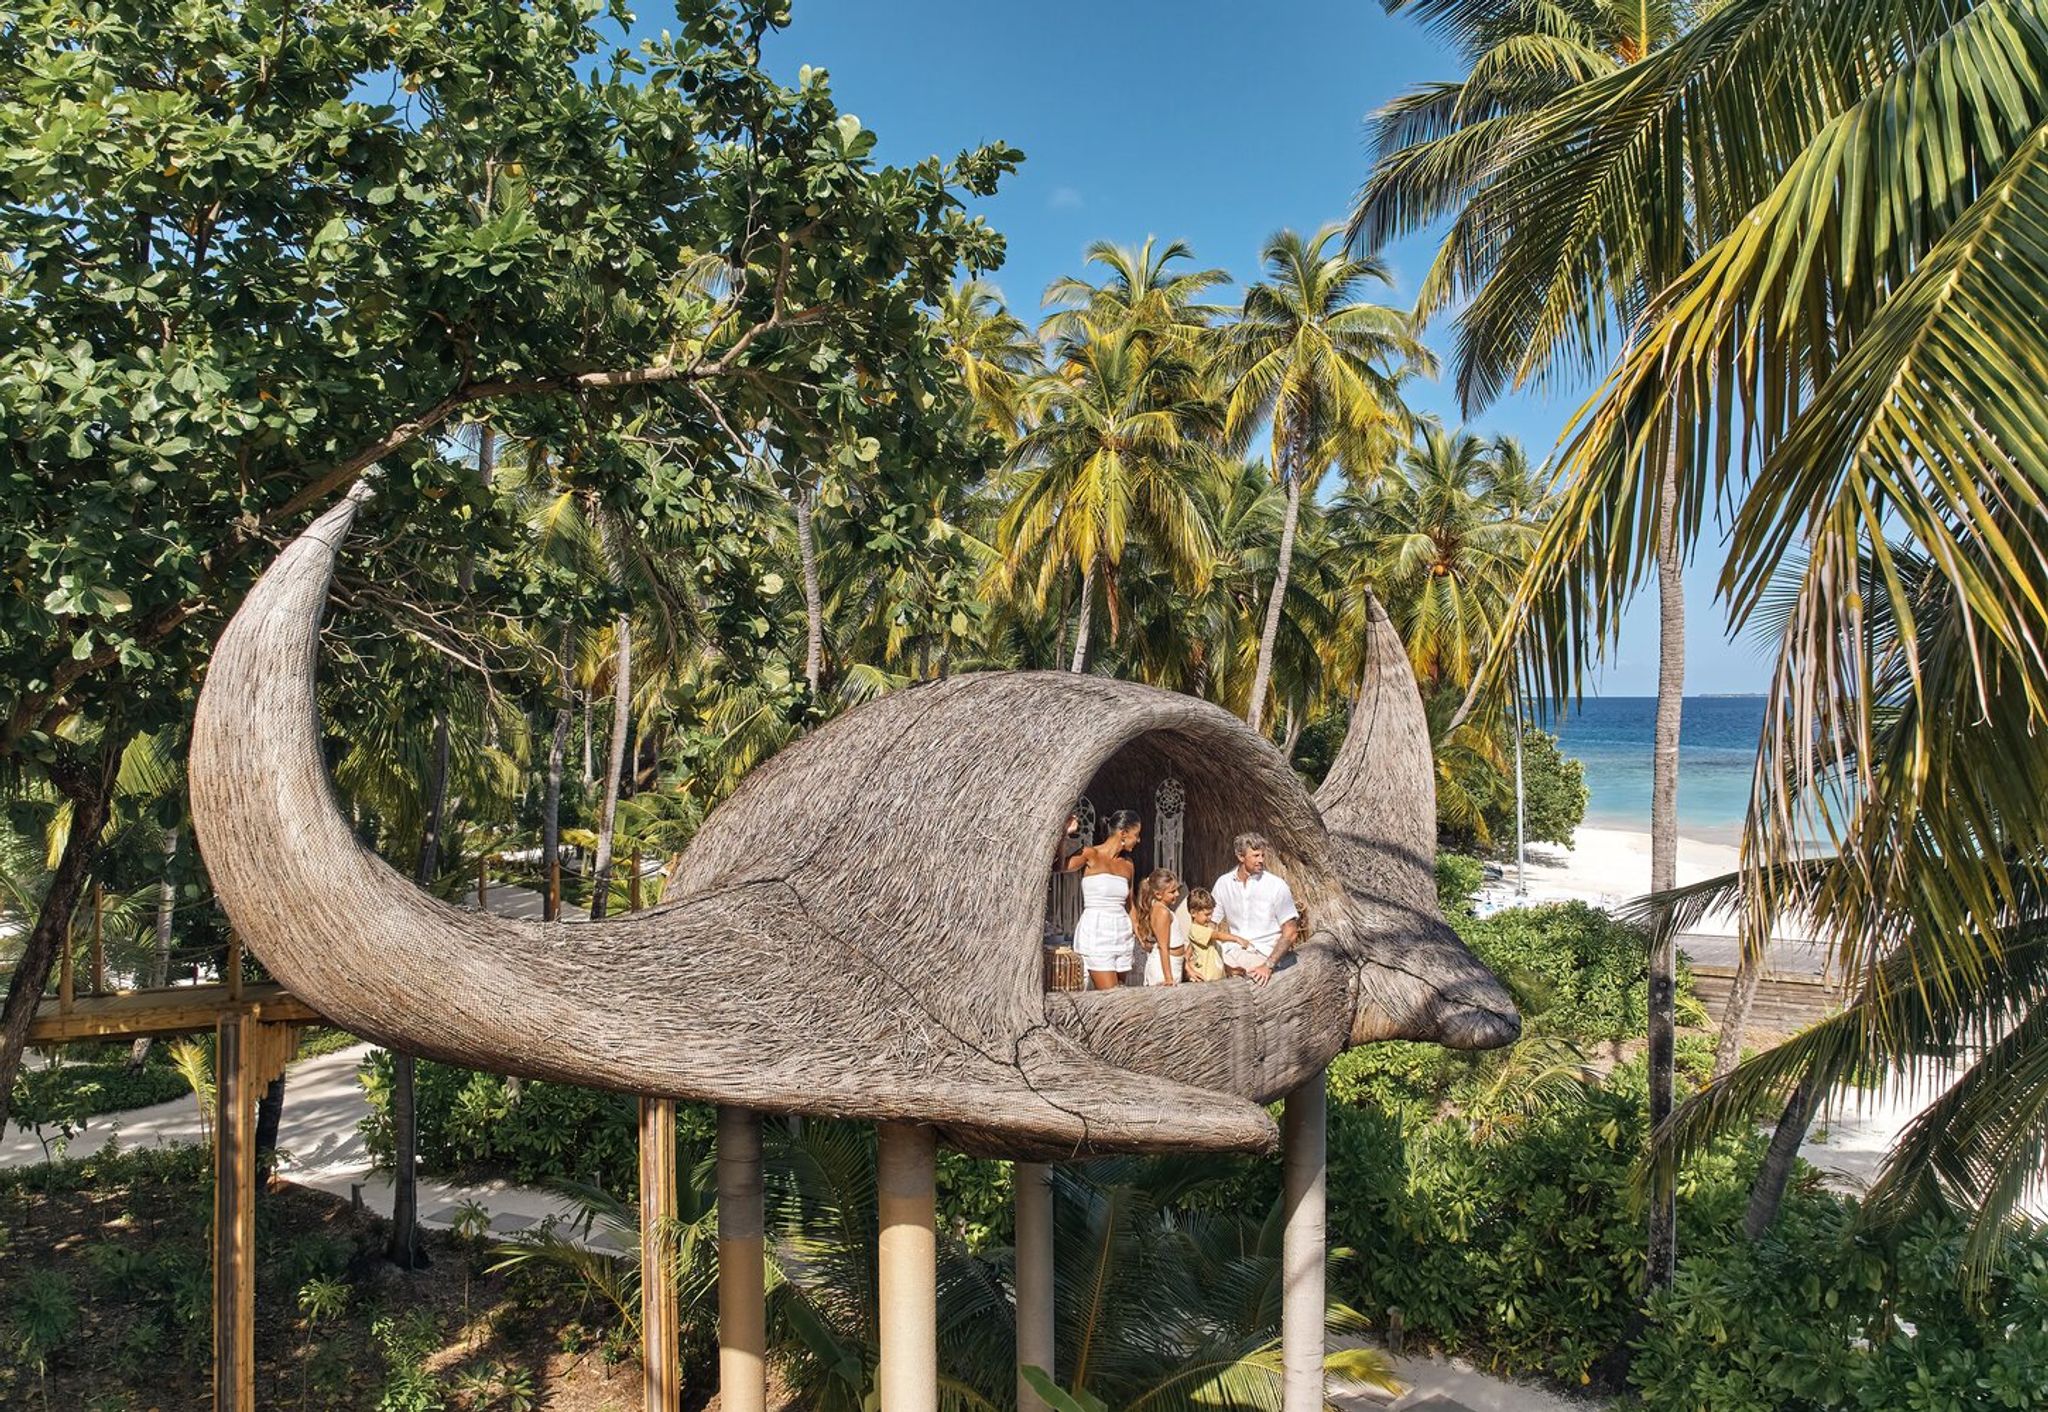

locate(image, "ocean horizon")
[[1543, 695, 1766, 845]]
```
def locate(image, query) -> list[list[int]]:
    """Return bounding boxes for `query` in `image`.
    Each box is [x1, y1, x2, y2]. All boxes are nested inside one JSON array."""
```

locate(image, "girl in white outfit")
[[1061, 809, 1142, 989], [1137, 869, 1186, 986]]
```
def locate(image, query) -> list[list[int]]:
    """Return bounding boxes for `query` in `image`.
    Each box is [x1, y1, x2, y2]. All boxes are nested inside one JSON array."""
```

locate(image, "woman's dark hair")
[[1103, 809, 1142, 839]]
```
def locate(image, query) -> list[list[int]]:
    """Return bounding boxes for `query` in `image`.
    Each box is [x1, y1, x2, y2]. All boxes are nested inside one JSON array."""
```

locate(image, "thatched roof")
[[190, 489, 1516, 1159]]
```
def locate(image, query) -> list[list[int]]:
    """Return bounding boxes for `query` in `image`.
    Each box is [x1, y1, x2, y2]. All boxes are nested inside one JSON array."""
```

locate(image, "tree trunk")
[[1247, 466, 1303, 734], [581, 691, 594, 783], [129, 824, 181, 1068], [542, 689, 570, 923], [1281, 702, 1303, 762], [0, 745, 120, 1132], [255, 1071, 287, 1183], [1712, 920, 1766, 1080], [1069, 555, 1096, 673], [589, 614, 631, 921], [1645, 439, 1686, 1293], [794, 487, 825, 695], [388, 695, 454, 1267], [1743, 1070, 1822, 1239], [386, 1053, 426, 1267], [415, 712, 453, 884]]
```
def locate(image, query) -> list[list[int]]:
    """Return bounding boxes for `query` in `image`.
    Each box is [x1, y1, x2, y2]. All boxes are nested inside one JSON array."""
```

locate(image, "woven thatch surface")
[[191, 491, 1515, 1159]]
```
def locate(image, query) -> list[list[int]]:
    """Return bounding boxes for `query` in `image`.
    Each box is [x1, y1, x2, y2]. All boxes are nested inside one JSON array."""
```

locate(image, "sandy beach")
[[1480, 825, 1823, 958], [1498, 825, 1738, 914]]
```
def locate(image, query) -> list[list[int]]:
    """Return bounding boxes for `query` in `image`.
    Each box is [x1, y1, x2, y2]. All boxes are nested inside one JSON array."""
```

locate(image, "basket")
[[1043, 945, 1084, 992]]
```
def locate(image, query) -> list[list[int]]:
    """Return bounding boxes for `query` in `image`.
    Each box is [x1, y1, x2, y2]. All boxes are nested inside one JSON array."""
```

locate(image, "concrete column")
[[639, 1098, 683, 1412], [1282, 1068, 1327, 1412], [877, 1122, 938, 1412], [1014, 1161, 1055, 1412], [717, 1107, 767, 1412]]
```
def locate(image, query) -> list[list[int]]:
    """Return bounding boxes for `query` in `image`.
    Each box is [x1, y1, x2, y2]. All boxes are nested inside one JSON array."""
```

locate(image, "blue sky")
[[744, 1, 1770, 696]]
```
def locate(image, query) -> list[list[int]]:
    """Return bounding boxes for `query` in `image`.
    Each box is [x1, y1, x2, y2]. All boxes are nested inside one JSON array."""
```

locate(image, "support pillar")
[[877, 1122, 938, 1412], [718, 1107, 767, 1412], [1282, 1068, 1327, 1412], [214, 1013, 291, 1412], [1014, 1160, 1055, 1412], [639, 1097, 683, 1412]]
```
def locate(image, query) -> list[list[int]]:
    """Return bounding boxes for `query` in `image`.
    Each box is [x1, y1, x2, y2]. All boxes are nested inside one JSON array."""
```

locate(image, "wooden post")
[[717, 1107, 766, 1412], [877, 1122, 938, 1412], [639, 1097, 683, 1412], [477, 854, 489, 911], [629, 848, 643, 912], [214, 1013, 292, 1412], [1282, 1069, 1327, 1412], [90, 883, 106, 996], [225, 929, 243, 1002], [58, 924, 75, 1014], [547, 849, 562, 919], [1015, 1161, 1055, 1412]]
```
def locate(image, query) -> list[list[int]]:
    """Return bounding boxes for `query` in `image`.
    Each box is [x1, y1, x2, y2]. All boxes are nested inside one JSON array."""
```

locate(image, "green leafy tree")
[[0, 0, 1018, 1122]]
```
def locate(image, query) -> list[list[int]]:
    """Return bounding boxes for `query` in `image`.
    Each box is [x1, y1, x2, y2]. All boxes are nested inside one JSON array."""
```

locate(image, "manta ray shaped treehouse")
[[189, 485, 1518, 1162]]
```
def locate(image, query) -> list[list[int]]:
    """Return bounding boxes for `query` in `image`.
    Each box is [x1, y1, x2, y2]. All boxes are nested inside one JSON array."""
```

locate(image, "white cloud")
[[1048, 185, 1084, 211]]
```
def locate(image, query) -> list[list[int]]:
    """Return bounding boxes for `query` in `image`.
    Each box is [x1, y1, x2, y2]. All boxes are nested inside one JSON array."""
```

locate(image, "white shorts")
[[1143, 947, 1185, 986], [1220, 942, 1273, 972], [1073, 917, 1135, 973]]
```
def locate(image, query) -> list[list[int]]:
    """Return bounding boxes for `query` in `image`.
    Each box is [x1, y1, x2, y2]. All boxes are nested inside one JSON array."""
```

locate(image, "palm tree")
[[1656, 539, 2048, 1263], [1331, 426, 1542, 698], [1040, 236, 1229, 353], [1391, 0, 2048, 1289], [937, 280, 1044, 440], [1356, 0, 1698, 1287], [998, 324, 1222, 673], [1220, 225, 1428, 733]]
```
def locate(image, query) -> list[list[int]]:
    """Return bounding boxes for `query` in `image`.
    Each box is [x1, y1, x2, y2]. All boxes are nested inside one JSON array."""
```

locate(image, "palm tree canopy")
[[1040, 235, 1230, 351], [999, 323, 1224, 619], [1221, 225, 1432, 487]]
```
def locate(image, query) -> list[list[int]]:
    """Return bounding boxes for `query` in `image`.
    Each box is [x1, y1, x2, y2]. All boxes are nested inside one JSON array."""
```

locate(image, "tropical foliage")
[[1361, 0, 2048, 1282]]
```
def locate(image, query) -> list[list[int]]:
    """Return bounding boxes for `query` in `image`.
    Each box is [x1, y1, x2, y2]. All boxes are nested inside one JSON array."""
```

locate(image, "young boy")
[[1181, 887, 1251, 982]]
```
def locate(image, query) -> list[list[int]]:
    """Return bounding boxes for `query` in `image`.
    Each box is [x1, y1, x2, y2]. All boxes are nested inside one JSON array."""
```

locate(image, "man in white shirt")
[[1211, 831, 1299, 987]]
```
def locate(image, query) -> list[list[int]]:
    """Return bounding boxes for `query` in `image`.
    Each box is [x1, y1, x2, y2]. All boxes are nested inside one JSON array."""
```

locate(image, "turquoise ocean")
[[1545, 696, 1767, 844]]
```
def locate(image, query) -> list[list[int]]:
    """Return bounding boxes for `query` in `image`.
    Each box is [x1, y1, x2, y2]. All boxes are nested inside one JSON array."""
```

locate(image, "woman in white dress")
[[1061, 809, 1142, 989]]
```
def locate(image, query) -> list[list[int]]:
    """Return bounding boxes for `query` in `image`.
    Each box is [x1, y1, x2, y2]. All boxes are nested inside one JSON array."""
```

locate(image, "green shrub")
[[1629, 1213, 2048, 1411], [358, 1053, 714, 1192], [1460, 901, 1674, 1040], [8, 1056, 189, 1135], [1435, 853, 1486, 917], [1327, 1082, 1768, 1385], [1478, 726, 1588, 850]]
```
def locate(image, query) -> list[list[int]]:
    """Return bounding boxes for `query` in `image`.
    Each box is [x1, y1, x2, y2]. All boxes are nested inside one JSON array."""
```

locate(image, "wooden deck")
[[1690, 965, 1846, 1034]]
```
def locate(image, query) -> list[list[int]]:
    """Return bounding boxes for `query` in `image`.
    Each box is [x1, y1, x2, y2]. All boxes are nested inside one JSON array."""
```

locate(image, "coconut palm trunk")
[[581, 692, 594, 783], [794, 486, 825, 695], [0, 742, 120, 1134], [1743, 1068, 1822, 1239], [542, 687, 570, 924], [1247, 461, 1304, 734], [386, 706, 453, 1268], [128, 824, 180, 1067], [1712, 927, 1765, 1079], [1069, 555, 1097, 673], [589, 615, 631, 921], [1645, 445, 1686, 1290]]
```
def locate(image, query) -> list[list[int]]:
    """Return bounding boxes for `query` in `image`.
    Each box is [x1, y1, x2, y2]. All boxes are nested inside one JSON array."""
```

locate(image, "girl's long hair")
[[1133, 868, 1180, 945]]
